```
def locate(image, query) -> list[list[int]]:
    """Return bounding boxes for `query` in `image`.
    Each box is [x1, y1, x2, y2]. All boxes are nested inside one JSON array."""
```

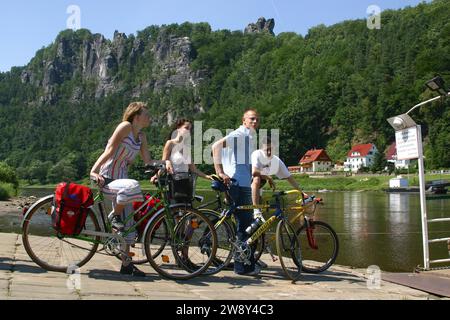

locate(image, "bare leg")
[[113, 203, 125, 216], [122, 244, 131, 266], [252, 176, 262, 207]]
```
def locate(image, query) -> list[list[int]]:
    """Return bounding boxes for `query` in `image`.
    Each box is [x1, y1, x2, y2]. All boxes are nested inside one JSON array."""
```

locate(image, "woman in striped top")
[[90, 102, 152, 277]]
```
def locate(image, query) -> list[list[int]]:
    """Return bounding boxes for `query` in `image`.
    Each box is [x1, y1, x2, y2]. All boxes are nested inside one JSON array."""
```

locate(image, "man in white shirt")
[[251, 136, 303, 217], [212, 109, 260, 276]]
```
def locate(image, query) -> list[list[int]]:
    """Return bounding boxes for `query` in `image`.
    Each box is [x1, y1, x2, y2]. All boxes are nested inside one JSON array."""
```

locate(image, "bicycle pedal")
[[162, 255, 170, 263]]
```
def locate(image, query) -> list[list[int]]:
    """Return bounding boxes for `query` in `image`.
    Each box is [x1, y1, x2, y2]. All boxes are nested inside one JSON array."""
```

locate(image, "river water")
[[2, 188, 449, 272]]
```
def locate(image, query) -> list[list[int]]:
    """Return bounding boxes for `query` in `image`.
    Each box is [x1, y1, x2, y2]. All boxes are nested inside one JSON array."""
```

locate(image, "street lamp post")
[[387, 75, 449, 270]]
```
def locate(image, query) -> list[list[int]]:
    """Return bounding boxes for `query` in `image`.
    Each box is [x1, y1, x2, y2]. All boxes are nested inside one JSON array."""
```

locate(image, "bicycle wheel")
[[114, 218, 169, 265], [199, 209, 235, 276], [253, 233, 265, 263], [276, 219, 302, 281], [144, 207, 217, 280], [22, 195, 101, 273], [297, 220, 339, 273]]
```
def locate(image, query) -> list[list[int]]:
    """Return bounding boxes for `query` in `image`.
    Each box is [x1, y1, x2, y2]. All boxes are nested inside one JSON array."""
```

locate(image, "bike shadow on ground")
[[87, 268, 160, 282], [174, 273, 266, 287], [86, 268, 265, 286], [250, 266, 366, 284], [0, 257, 48, 274]]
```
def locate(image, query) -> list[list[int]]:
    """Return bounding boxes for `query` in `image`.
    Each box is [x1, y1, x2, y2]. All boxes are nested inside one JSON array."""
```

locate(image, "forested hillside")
[[0, 0, 448, 185]]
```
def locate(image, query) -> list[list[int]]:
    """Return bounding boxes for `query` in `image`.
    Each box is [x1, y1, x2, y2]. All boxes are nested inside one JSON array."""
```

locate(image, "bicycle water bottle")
[[246, 217, 263, 235]]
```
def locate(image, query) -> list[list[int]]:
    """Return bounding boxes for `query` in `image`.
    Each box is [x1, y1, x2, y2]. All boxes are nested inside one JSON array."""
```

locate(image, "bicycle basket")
[[168, 172, 197, 203]]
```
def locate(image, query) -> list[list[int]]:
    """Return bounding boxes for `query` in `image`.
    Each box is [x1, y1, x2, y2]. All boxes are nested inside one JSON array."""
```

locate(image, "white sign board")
[[395, 126, 419, 160]]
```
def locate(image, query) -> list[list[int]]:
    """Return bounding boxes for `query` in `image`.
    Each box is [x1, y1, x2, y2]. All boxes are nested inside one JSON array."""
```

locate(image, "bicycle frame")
[[68, 177, 178, 247]]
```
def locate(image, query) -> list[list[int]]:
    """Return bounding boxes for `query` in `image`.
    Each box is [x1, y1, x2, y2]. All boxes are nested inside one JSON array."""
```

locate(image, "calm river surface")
[[2, 188, 449, 272]]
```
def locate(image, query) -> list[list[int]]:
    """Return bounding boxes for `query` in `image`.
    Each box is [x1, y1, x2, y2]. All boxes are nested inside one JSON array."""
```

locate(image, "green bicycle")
[[21, 163, 218, 280]]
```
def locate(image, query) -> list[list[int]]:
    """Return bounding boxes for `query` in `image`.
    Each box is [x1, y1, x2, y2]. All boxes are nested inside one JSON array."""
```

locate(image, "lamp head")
[[387, 114, 417, 131], [425, 75, 448, 97]]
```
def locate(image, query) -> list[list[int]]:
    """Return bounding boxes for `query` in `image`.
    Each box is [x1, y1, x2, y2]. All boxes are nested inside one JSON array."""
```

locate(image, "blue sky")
[[0, 0, 429, 72]]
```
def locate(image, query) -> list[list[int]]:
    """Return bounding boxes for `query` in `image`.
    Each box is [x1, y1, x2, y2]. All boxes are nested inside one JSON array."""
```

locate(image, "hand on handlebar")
[[218, 173, 231, 186], [90, 173, 105, 188], [268, 178, 276, 191], [165, 160, 174, 175], [150, 175, 158, 185]]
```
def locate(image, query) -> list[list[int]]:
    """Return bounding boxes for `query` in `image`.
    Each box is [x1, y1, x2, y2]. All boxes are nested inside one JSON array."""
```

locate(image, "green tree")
[[47, 159, 77, 183]]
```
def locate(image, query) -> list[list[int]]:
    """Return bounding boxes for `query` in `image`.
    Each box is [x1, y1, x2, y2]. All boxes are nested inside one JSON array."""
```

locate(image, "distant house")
[[386, 142, 410, 169], [344, 143, 378, 172], [333, 161, 345, 171], [287, 166, 302, 173], [299, 149, 333, 173]]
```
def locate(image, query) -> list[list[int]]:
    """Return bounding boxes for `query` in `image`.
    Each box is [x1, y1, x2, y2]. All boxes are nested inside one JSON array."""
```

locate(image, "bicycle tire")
[[199, 209, 235, 276], [276, 219, 302, 281], [114, 217, 169, 265], [296, 220, 339, 273], [144, 207, 218, 280], [253, 232, 265, 263], [22, 195, 101, 273]]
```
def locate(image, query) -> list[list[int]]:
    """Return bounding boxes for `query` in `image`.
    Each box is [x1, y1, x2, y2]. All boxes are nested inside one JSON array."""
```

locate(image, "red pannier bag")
[[52, 182, 94, 236], [133, 194, 163, 237]]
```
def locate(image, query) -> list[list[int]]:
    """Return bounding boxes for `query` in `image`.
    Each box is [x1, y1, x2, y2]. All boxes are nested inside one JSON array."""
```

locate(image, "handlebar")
[[144, 161, 166, 174]]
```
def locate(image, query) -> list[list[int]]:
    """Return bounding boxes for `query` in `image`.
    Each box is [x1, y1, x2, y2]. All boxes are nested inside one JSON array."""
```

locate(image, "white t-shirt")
[[251, 150, 291, 179], [221, 125, 256, 188]]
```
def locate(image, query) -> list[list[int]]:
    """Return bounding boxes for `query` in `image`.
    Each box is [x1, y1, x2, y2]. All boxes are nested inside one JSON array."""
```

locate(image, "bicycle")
[[200, 176, 339, 276], [291, 196, 339, 273], [21, 163, 218, 280], [194, 177, 271, 276], [199, 177, 303, 281]]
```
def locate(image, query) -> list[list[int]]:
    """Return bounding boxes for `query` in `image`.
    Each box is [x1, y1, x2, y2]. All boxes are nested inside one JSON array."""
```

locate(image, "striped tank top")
[[100, 132, 142, 179]]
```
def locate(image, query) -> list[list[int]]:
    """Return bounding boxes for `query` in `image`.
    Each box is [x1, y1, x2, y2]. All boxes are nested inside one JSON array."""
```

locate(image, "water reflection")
[[388, 193, 410, 224]]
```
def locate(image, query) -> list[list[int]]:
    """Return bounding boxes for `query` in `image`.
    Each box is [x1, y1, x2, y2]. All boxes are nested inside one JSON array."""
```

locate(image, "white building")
[[344, 143, 378, 172], [299, 149, 333, 173]]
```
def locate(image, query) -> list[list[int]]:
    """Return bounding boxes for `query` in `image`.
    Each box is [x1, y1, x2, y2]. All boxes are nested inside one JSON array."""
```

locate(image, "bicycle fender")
[[21, 194, 54, 228], [141, 207, 169, 239]]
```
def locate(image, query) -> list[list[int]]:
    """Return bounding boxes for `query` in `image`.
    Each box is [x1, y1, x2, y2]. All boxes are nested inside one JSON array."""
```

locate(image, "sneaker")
[[256, 260, 268, 269], [235, 265, 261, 277], [111, 215, 125, 231], [246, 265, 261, 276], [120, 263, 146, 277]]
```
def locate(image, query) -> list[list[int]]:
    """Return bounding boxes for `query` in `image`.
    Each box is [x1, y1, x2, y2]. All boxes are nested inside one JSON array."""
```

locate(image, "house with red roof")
[[344, 143, 378, 172], [299, 149, 333, 173], [386, 142, 410, 169]]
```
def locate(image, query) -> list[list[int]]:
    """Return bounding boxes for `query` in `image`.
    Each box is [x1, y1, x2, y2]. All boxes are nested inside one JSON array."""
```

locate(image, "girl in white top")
[[151, 119, 211, 181]]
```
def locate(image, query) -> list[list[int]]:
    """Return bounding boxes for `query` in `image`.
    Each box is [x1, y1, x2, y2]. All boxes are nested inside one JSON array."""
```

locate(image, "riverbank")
[[0, 232, 443, 300], [17, 173, 449, 194]]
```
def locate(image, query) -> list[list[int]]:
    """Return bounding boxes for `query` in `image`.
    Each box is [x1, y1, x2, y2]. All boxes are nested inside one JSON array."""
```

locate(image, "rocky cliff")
[[20, 27, 206, 105]]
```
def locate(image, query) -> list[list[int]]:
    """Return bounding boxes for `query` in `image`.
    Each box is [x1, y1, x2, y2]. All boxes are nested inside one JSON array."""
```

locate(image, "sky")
[[0, 0, 430, 72]]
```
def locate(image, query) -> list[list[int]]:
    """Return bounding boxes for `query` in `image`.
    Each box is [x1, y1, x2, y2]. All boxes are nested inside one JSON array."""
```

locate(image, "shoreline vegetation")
[[16, 173, 449, 194]]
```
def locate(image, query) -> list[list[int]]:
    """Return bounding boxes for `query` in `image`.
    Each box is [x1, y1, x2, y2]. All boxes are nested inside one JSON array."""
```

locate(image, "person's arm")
[[286, 175, 301, 191], [261, 174, 276, 191], [212, 137, 230, 185], [151, 140, 173, 183], [90, 122, 131, 186], [140, 133, 152, 165], [189, 164, 211, 180], [162, 140, 174, 174], [285, 175, 308, 198]]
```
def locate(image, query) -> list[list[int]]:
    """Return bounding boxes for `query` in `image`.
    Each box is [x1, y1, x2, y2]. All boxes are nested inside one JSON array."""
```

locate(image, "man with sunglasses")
[[212, 109, 261, 276]]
